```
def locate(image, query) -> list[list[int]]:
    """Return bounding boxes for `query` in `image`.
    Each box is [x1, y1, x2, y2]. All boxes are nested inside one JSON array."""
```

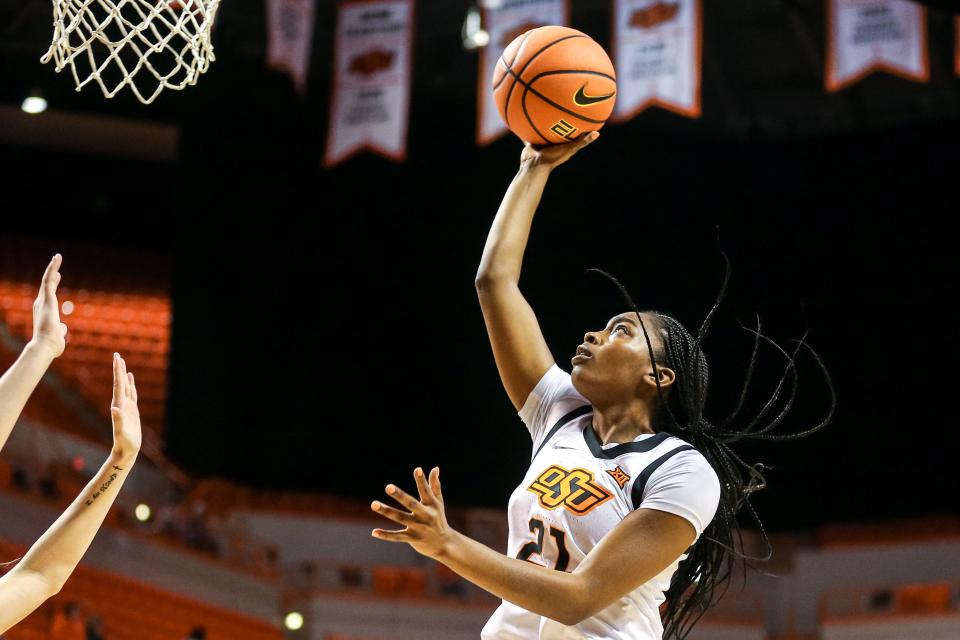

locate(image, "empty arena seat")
[[371, 566, 428, 598], [371, 566, 404, 596], [895, 582, 953, 613]]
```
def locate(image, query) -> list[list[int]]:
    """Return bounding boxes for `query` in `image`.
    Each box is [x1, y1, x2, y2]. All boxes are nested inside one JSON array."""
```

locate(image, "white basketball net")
[[41, 0, 221, 104]]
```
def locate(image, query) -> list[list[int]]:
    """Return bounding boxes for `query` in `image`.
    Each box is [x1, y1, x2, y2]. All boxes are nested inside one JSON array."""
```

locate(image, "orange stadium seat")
[[405, 567, 428, 596], [371, 566, 405, 596], [371, 566, 428, 598], [895, 583, 953, 614]]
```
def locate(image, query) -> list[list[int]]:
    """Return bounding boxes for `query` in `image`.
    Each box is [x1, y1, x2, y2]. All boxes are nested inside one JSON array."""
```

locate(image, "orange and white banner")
[[325, 0, 414, 167], [612, 0, 702, 120], [477, 0, 569, 145], [266, 0, 316, 93], [826, 0, 928, 92]]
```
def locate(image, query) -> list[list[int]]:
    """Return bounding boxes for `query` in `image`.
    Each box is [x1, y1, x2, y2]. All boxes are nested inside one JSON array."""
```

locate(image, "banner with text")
[[826, 0, 928, 92], [955, 16, 959, 77], [612, 0, 702, 121], [477, 0, 569, 145], [266, 0, 316, 93], [325, 0, 414, 166]]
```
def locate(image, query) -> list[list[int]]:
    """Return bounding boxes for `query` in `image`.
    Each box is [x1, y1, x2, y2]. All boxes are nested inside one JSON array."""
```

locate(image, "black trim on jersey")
[[532, 404, 593, 459], [630, 445, 697, 509], [583, 424, 672, 459]]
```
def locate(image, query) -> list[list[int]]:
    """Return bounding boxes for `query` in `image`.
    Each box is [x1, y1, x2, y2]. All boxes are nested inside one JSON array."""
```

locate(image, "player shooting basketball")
[[371, 135, 835, 639], [0, 256, 142, 634]]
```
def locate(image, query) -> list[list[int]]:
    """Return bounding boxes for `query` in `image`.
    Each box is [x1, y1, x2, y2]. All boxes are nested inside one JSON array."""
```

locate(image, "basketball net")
[[41, 0, 221, 104]]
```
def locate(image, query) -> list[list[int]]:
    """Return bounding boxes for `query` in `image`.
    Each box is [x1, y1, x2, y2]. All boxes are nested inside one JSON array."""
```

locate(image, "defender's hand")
[[110, 353, 142, 460], [31, 254, 68, 358]]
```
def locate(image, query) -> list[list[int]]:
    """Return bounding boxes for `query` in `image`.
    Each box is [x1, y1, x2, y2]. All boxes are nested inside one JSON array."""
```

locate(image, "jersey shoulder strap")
[[630, 444, 697, 509], [532, 404, 593, 460]]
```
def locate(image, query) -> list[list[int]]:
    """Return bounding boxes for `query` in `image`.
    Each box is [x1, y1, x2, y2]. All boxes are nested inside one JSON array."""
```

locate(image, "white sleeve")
[[517, 364, 590, 454], [638, 450, 721, 540]]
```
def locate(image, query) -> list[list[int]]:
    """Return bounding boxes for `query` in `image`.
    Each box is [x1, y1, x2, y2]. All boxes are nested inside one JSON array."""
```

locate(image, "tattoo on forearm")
[[85, 466, 124, 506]]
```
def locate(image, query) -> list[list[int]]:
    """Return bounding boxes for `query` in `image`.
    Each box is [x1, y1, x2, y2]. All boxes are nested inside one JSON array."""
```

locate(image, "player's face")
[[570, 311, 666, 403]]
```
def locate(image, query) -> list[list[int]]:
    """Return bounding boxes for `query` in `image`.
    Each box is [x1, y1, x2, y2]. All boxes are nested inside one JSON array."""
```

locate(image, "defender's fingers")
[[126, 372, 137, 401], [112, 353, 124, 406], [118, 355, 128, 397], [40, 254, 62, 297]]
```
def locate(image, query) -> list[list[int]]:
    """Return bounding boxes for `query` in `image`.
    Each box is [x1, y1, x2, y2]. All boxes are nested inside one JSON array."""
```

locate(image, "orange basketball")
[[493, 25, 616, 145]]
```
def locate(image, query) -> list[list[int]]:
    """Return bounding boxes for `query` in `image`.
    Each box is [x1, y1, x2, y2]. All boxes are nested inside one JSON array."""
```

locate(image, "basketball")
[[493, 26, 616, 145]]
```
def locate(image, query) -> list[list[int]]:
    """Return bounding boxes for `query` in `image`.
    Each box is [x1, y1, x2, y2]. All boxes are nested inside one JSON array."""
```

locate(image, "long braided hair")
[[587, 252, 836, 640]]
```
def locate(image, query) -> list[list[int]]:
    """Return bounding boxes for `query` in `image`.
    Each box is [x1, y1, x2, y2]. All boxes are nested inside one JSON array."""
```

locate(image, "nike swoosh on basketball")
[[574, 83, 615, 106]]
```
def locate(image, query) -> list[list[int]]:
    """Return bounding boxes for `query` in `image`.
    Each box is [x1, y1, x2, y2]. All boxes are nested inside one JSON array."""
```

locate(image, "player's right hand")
[[110, 353, 142, 461], [520, 130, 599, 172]]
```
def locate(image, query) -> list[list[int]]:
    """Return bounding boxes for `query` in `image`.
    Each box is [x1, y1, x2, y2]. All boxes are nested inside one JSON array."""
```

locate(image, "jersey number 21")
[[517, 517, 570, 572]]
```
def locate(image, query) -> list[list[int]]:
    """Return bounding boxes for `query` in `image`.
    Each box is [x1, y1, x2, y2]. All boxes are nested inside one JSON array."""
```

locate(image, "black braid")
[[585, 257, 836, 640]]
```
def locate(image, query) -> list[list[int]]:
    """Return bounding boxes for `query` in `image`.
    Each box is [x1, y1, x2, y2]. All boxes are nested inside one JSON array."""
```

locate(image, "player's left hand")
[[31, 254, 68, 358], [371, 466, 451, 560]]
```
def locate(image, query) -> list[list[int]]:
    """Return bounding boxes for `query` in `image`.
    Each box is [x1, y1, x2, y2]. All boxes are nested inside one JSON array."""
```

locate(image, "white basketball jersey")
[[481, 366, 721, 640]]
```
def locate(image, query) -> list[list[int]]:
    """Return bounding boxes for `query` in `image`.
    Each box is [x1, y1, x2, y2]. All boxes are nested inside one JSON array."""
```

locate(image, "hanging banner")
[[826, 0, 928, 92], [477, 0, 569, 146], [611, 0, 702, 121], [266, 0, 317, 93], [325, 0, 415, 167], [955, 17, 959, 77]]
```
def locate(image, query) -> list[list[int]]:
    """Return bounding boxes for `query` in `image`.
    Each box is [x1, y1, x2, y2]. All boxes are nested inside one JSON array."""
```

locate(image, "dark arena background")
[[1, 1, 959, 639]]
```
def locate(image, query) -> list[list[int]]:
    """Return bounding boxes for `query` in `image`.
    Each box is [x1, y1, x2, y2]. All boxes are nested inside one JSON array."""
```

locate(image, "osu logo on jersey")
[[527, 465, 613, 515]]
